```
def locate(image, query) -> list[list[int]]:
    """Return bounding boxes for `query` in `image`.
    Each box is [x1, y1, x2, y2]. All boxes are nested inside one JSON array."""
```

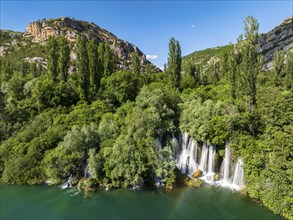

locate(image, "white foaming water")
[[156, 138, 162, 151], [176, 133, 245, 191], [198, 143, 208, 173], [231, 158, 244, 190], [176, 132, 198, 175], [203, 145, 216, 183], [60, 175, 72, 189]]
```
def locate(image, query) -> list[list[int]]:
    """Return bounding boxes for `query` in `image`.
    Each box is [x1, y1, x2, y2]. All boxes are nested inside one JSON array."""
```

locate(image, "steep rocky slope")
[[182, 16, 293, 72], [0, 17, 161, 72], [258, 16, 293, 70]]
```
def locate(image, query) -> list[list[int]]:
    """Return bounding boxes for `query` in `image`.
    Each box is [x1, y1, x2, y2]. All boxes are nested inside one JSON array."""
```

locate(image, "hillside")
[[182, 16, 293, 73], [0, 17, 161, 72]]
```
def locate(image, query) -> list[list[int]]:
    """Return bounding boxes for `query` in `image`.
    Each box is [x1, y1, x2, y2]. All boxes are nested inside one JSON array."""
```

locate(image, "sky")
[[1, 0, 292, 69]]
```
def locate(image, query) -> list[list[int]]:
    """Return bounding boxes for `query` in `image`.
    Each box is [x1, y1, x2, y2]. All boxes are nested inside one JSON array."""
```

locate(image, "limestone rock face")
[[23, 17, 161, 72], [258, 16, 293, 70]]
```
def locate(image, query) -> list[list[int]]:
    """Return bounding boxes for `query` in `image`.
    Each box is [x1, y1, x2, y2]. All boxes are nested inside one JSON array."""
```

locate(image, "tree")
[[76, 36, 90, 101], [97, 42, 105, 76], [145, 64, 152, 75], [57, 37, 70, 82], [181, 62, 197, 89], [228, 43, 242, 102], [46, 37, 58, 81], [87, 39, 100, 95], [43, 123, 99, 183], [100, 70, 139, 105], [239, 16, 260, 107], [284, 51, 293, 89], [130, 52, 140, 75], [103, 43, 115, 77], [167, 37, 182, 88]]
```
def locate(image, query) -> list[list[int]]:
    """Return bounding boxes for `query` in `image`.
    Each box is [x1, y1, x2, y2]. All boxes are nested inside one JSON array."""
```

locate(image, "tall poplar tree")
[[76, 36, 89, 101], [103, 43, 115, 77], [167, 37, 181, 88], [46, 37, 58, 81], [228, 43, 242, 102], [130, 52, 140, 75], [240, 16, 260, 107], [57, 37, 70, 81], [87, 39, 100, 94], [98, 42, 105, 77]]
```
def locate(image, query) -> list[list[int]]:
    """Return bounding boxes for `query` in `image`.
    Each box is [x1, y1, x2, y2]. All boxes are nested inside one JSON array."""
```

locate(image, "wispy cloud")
[[191, 24, 195, 29], [146, 54, 158, 60]]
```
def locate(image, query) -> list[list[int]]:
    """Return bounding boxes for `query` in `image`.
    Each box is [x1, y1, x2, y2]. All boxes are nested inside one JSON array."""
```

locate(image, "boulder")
[[192, 169, 203, 178]]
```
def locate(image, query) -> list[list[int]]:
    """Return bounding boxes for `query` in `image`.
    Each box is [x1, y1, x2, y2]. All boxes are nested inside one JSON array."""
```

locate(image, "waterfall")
[[156, 138, 162, 151], [199, 143, 208, 173], [84, 166, 90, 178], [173, 134, 180, 159], [175, 133, 245, 191], [176, 133, 198, 176], [207, 145, 215, 174], [60, 175, 72, 189], [186, 139, 198, 175], [182, 132, 189, 151], [203, 145, 216, 182], [221, 146, 231, 184], [231, 158, 244, 190]]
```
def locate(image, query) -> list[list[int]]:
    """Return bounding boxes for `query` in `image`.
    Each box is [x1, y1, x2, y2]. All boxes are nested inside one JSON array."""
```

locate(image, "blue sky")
[[1, 1, 292, 68]]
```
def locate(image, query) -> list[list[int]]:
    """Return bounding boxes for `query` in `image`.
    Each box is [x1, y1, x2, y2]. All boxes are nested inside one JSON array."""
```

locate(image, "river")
[[0, 183, 283, 219]]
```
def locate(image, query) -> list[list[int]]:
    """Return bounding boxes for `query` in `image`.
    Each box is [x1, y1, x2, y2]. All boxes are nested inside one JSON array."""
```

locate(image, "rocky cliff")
[[1, 17, 160, 72], [258, 16, 293, 70], [182, 16, 293, 72]]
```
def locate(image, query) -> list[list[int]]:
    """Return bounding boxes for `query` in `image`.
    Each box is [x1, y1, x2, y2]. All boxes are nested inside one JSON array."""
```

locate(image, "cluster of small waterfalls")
[[174, 132, 245, 191], [61, 132, 244, 191]]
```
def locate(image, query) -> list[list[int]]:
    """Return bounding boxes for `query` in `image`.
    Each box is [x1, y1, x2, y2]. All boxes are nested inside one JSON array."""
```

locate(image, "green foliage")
[[98, 42, 116, 77], [43, 123, 99, 183], [87, 39, 100, 95], [57, 37, 70, 81], [46, 37, 58, 81], [130, 52, 140, 75], [167, 37, 182, 88], [87, 148, 104, 181], [32, 77, 78, 111], [180, 97, 228, 146], [100, 70, 139, 105], [76, 36, 90, 101]]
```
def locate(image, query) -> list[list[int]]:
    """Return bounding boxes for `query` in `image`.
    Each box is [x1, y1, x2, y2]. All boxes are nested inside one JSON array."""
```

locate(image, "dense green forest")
[[0, 17, 292, 219]]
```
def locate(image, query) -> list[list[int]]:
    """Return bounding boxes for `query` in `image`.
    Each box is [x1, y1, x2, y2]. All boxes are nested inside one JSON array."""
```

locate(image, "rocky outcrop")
[[23, 17, 160, 72], [0, 30, 24, 56], [258, 16, 293, 70]]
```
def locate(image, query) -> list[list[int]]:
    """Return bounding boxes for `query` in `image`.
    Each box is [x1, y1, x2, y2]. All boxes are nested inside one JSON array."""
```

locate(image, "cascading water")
[[176, 133, 245, 191], [173, 134, 180, 159], [220, 146, 231, 185], [231, 158, 244, 190], [186, 140, 198, 175], [156, 138, 162, 151], [176, 133, 198, 176], [204, 145, 216, 182], [60, 175, 72, 189], [198, 143, 208, 173]]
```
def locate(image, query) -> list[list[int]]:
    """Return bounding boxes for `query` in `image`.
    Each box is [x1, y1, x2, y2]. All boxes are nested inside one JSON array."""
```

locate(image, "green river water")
[[0, 183, 283, 220]]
